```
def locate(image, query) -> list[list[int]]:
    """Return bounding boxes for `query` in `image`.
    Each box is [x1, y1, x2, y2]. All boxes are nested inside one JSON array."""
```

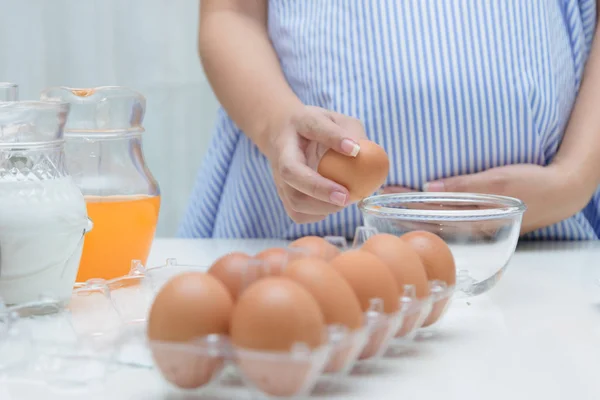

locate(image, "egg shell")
[[329, 250, 400, 314], [232, 275, 326, 397], [317, 139, 390, 202], [289, 236, 341, 261], [254, 247, 307, 276], [147, 272, 233, 389], [208, 252, 262, 301], [148, 272, 233, 341], [230, 277, 326, 352], [361, 233, 430, 299], [282, 257, 363, 330], [399, 231, 456, 286]]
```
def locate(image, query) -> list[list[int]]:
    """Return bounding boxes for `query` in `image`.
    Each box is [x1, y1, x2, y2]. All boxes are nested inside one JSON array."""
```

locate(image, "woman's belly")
[[269, 0, 579, 190]]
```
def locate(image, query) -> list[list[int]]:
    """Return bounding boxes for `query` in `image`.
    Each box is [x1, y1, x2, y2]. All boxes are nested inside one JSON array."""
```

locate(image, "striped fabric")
[[179, 0, 599, 240]]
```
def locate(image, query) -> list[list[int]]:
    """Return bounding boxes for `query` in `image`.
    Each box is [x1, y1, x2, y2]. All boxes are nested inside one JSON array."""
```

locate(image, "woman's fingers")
[[278, 156, 350, 207], [293, 111, 361, 157], [283, 187, 345, 214], [269, 106, 374, 222], [274, 176, 332, 223]]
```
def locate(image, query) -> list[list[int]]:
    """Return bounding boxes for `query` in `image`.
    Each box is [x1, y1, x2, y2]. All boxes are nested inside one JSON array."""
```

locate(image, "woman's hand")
[[383, 164, 588, 234], [266, 106, 366, 224]]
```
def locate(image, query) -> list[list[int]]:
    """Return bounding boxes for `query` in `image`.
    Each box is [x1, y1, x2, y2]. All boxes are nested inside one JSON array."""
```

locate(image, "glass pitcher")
[[0, 101, 91, 305], [0, 83, 18, 101], [40, 86, 161, 282]]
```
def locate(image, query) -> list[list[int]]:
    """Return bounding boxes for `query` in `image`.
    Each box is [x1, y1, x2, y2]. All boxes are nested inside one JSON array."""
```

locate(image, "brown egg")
[[254, 247, 305, 276], [230, 277, 325, 352], [147, 272, 233, 389], [282, 258, 362, 330], [318, 139, 390, 202], [400, 231, 456, 327], [329, 250, 400, 314], [289, 236, 341, 261], [361, 233, 430, 299], [231, 278, 326, 397], [399, 231, 456, 286], [281, 258, 365, 374], [208, 252, 263, 301]]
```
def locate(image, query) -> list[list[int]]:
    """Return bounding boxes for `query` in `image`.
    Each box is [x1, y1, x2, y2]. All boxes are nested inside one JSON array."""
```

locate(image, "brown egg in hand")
[[147, 272, 233, 389], [289, 236, 341, 261], [318, 139, 390, 202]]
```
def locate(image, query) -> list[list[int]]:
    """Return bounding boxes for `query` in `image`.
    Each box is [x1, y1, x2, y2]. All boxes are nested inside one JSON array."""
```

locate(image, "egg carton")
[[117, 320, 371, 399], [72, 254, 409, 398], [122, 230, 452, 398], [120, 256, 447, 398], [0, 226, 456, 398], [0, 258, 375, 398], [0, 268, 154, 391], [126, 257, 399, 398]]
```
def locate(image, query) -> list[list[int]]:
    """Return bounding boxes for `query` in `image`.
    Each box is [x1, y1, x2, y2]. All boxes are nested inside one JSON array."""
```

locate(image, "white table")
[[2, 239, 600, 400]]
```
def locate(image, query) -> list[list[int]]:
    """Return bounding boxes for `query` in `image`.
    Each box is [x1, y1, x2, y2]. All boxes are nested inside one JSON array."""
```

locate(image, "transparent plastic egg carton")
[[114, 253, 416, 398], [116, 327, 335, 399], [118, 231, 454, 398], [114, 314, 388, 399], [123, 257, 397, 398], [0, 268, 155, 391]]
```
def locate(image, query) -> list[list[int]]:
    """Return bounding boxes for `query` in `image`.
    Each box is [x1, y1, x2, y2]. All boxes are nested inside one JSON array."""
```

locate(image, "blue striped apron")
[[179, 0, 599, 240]]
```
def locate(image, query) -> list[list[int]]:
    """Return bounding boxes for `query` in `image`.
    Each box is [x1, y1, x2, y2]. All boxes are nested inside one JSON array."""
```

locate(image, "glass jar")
[[40, 87, 161, 282], [0, 83, 18, 101], [0, 101, 91, 305]]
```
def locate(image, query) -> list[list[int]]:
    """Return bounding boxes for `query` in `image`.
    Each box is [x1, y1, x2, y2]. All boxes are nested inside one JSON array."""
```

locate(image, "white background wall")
[[0, 0, 218, 237]]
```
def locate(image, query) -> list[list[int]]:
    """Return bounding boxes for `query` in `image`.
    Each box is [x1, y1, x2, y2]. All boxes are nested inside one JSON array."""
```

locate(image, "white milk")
[[0, 177, 90, 305]]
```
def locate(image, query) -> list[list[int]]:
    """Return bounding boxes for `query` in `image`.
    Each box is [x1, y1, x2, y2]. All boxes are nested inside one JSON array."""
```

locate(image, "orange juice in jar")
[[41, 86, 161, 282]]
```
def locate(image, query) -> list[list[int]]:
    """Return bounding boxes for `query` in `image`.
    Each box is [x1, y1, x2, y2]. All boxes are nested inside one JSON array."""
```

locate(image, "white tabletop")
[[2, 239, 600, 400]]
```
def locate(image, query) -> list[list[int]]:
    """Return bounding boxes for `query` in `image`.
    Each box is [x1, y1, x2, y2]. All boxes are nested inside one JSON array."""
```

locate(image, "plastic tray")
[[0, 226, 457, 398], [0, 266, 156, 391]]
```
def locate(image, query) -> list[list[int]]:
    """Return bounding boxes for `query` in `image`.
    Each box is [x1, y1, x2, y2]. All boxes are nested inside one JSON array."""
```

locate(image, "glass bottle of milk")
[[0, 100, 92, 306], [40, 87, 160, 283]]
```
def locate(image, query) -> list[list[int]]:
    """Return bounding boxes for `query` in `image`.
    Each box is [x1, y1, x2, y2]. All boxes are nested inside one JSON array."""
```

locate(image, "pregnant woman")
[[179, 0, 600, 240]]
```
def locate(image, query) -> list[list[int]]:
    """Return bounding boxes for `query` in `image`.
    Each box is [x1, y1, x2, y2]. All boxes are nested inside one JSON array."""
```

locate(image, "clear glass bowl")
[[358, 193, 526, 297]]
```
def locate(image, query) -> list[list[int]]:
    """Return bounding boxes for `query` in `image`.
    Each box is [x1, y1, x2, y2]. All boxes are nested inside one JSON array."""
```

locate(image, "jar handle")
[[58, 218, 93, 280], [84, 218, 94, 234]]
